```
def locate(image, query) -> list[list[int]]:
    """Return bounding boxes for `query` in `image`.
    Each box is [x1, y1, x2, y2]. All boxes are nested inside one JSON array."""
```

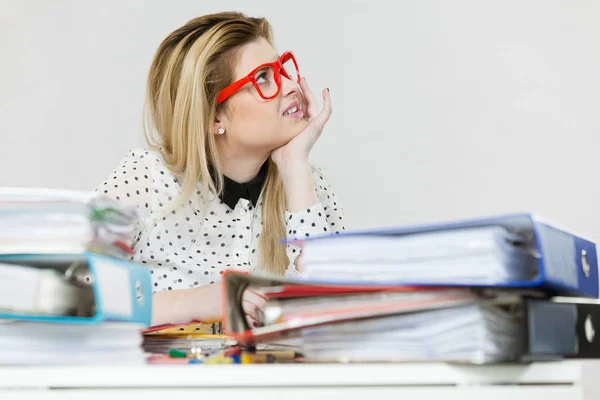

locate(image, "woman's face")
[[215, 38, 308, 155]]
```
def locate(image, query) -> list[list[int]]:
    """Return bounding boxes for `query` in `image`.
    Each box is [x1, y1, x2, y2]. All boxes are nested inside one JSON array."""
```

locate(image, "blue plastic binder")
[[294, 213, 599, 298], [0, 252, 152, 326]]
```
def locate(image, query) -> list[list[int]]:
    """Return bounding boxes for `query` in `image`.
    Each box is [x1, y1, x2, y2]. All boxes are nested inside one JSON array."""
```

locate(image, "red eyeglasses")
[[216, 51, 300, 105]]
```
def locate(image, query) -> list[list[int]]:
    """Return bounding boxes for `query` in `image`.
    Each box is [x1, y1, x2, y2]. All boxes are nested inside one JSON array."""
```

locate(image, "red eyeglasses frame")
[[216, 51, 300, 105]]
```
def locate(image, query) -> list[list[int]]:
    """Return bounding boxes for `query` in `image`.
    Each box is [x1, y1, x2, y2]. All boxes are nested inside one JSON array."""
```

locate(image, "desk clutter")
[[0, 188, 151, 364], [1, 187, 599, 365]]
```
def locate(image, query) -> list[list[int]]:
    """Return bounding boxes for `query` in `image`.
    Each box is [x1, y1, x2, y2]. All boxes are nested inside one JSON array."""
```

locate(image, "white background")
[[1, 0, 599, 238]]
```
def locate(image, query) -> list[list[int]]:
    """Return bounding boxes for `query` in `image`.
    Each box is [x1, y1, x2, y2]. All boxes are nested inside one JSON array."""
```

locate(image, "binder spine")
[[574, 303, 600, 358], [536, 224, 578, 287], [89, 253, 152, 326], [526, 300, 577, 357], [535, 222, 599, 297], [526, 299, 600, 359]]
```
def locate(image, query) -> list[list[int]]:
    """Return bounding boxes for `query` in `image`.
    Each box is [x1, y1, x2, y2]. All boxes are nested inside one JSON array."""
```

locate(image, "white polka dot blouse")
[[95, 148, 345, 292]]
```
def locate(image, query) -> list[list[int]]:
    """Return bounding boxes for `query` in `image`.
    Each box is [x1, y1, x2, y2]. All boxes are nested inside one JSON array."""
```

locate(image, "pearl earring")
[[217, 127, 225, 135]]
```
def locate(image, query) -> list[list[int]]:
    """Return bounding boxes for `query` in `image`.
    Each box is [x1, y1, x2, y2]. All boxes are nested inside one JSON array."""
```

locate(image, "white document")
[[0, 263, 94, 316], [302, 226, 538, 283]]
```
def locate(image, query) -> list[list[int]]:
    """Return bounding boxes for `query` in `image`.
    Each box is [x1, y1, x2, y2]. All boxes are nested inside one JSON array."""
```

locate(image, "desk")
[[0, 360, 599, 399]]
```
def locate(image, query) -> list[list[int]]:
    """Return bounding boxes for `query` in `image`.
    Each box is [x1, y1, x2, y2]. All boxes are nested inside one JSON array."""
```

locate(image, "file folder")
[[221, 270, 494, 344], [293, 213, 599, 298], [223, 271, 600, 362], [0, 252, 152, 326]]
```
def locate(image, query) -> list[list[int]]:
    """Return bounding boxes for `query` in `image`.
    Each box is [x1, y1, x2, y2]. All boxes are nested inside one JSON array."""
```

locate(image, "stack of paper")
[[142, 334, 233, 356], [0, 187, 138, 257], [223, 271, 529, 363], [0, 188, 140, 318], [300, 226, 539, 284], [299, 303, 524, 364], [0, 321, 146, 365], [0, 261, 94, 317], [0, 187, 152, 365], [141, 321, 299, 358], [141, 321, 232, 355]]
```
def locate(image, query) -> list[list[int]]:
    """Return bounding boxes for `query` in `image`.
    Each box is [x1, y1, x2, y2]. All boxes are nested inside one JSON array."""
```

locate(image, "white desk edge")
[[0, 360, 599, 389]]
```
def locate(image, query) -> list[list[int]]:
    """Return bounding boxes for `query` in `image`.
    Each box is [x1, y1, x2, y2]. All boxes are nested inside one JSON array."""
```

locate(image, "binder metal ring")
[[581, 250, 590, 278], [584, 314, 595, 344]]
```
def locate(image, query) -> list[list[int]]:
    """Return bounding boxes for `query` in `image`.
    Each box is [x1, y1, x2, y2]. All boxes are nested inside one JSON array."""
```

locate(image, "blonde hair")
[[143, 12, 288, 276]]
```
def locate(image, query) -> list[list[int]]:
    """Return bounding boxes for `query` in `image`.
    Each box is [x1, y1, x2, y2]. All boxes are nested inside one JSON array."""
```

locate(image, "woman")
[[96, 12, 345, 326]]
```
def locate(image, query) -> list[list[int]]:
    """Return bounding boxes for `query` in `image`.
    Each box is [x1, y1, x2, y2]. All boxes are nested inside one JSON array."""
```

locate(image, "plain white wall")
[[2, 0, 600, 239]]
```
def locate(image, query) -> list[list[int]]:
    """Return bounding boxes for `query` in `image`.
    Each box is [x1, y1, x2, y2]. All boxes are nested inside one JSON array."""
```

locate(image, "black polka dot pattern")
[[95, 149, 345, 288]]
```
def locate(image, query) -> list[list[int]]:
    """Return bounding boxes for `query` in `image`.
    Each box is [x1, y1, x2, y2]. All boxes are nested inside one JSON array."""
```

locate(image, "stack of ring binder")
[[222, 213, 600, 363], [0, 187, 152, 365]]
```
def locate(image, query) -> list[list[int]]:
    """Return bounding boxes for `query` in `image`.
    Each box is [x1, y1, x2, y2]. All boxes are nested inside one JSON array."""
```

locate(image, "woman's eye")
[[256, 71, 269, 84]]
